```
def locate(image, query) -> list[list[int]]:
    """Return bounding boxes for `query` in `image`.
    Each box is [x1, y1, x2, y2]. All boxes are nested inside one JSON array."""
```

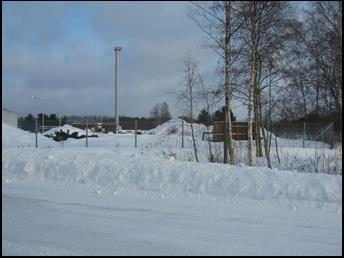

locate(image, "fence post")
[[182, 120, 184, 148], [86, 119, 88, 148], [35, 116, 38, 148], [135, 120, 137, 148], [303, 121, 305, 148]]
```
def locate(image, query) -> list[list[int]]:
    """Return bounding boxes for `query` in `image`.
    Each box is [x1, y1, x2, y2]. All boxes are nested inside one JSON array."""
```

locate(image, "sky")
[[2, 1, 305, 120]]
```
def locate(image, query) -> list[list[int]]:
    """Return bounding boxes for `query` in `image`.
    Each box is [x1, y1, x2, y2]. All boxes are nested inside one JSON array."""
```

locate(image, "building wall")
[[213, 121, 255, 141], [2, 108, 18, 127]]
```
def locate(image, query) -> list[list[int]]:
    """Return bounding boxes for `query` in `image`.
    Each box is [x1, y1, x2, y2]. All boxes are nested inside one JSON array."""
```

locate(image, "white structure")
[[2, 108, 18, 127]]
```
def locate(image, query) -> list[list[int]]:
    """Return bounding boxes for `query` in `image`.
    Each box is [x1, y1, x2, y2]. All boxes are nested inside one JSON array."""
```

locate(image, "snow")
[[43, 124, 91, 138], [2, 122, 342, 255], [2, 123, 58, 148], [2, 148, 341, 208], [148, 118, 209, 139], [3, 183, 342, 256]]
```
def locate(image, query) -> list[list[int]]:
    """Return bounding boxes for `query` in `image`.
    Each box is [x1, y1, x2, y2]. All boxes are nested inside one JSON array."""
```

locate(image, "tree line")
[[19, 113, 159, 126]]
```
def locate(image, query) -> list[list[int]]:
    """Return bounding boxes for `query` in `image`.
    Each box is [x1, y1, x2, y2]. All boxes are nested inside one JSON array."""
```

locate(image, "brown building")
[[213, 121, 255, 141]]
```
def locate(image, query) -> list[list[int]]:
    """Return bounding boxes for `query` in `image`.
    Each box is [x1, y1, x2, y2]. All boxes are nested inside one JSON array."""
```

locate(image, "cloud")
[[3, 1, 251, 119]]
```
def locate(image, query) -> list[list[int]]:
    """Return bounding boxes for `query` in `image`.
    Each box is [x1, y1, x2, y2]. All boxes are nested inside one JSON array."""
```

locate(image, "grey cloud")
[[4, 1, 237, 119], [3, 2, 70, 50]]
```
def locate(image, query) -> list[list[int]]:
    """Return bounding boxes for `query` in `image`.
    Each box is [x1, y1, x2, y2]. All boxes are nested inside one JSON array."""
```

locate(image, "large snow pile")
[[2, 148, 341, 209], [2, 121, 342, 208], [148, 119, 210, 139], [3, 121, 342, 256], [2, 123, 57, 148], [43, 124, 90, 138]]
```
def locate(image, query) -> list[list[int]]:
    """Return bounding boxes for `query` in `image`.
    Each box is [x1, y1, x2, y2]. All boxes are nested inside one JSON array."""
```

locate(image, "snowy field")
[[2, 121, 342, 255]]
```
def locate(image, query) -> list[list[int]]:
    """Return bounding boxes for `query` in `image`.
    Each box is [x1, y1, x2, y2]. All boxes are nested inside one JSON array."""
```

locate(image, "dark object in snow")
[[45, 130, 98, 142]]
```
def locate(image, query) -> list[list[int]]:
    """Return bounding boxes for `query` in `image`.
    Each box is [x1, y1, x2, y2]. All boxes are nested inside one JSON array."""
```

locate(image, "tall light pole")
[[32, 96, 44, 133], [54, 111, 61, 127], [114, 46, 121, 133]]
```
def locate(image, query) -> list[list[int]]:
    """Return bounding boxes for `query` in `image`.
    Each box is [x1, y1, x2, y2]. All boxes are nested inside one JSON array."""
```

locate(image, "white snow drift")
[[2, 123, 342, 209], [2, 122, 342, 256], [2, 123, 58, 148]]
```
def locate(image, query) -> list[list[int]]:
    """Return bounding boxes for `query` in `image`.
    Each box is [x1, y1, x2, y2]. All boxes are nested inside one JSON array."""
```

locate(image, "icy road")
[[3, 182, 341, 256]]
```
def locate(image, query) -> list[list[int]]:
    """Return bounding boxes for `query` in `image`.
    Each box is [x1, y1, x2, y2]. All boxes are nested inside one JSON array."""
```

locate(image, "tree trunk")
[[248, 3, 258, 167], [254, 34, 263, 158], [198, 73, 213, 162], [190, 120, 199, 162], [256, 87, 263, 157], [201, 78, 214, 162], [262, 62, 273, 169], [275, 135, 280, 164], [248, 60, 255, 166], [225, 1, 235, 165], [188, 68, 199, 163], [262, 120, 272, 168]]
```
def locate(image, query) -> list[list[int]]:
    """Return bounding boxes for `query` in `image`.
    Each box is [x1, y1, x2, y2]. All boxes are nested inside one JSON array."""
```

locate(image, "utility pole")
[[114, 47, 122, 133]]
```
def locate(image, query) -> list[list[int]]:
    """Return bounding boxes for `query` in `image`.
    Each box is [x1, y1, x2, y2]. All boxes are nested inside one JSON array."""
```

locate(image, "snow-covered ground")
[[2, 122, 342, 255]]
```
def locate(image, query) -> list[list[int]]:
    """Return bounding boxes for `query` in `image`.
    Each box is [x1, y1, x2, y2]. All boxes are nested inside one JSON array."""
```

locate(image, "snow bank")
[[2, 122, 341, 208], [3, 148, 341, 208], [2, 123, 58, 148], [148, 119, 209, 139]]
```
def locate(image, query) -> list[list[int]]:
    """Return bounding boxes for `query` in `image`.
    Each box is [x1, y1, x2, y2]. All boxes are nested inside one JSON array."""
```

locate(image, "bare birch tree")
[[224, 1, 236, 165], [247, 2, 258, 166], [188, 1, 246, 165], [198, 73, 214, 162], [235, 1, 293, 165], [176, 55, 200, 162]]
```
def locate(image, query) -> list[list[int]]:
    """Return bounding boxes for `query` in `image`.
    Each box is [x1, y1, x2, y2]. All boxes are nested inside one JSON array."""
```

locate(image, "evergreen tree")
[[197, 109, 212, 126], [212, 106, 236, 122], [25, 113, 34, 121]]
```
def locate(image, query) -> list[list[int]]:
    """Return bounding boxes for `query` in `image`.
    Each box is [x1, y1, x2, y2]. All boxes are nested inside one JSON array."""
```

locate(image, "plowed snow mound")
[[3, 148, 341, 209], [148, 119, 210, 139], [2, 123, 57, 148]]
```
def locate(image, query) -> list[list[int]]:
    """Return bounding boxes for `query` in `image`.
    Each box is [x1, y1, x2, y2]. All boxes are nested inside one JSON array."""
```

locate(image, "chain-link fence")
[[14, 118, 341, 174], [271, 122, 336, 145], [71, 120, 158, 133]]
